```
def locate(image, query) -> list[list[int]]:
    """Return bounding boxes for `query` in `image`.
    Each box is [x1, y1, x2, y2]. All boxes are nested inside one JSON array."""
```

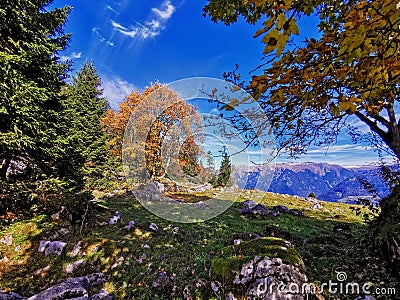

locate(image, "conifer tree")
[[0, 0, 71, 180], [62, 62, 109, 188], [217, 148, 231, 187], [0, 0, 72, 212]]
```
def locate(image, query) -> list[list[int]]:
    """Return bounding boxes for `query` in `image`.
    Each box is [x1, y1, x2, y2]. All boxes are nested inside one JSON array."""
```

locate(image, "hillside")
[[234, 162, 390, 203], [2, 189, 398, 299]]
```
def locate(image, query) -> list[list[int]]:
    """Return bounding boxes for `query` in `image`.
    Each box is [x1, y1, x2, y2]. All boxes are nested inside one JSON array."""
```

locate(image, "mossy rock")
[[211, 237, 303, 281], [228, 232, 261, 243]]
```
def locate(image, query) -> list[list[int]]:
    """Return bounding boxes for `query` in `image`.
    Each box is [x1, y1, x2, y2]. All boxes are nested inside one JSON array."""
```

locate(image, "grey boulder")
[[27, 273, 108, 300]]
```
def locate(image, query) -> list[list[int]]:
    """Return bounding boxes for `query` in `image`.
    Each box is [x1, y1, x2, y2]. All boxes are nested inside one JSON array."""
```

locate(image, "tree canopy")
[[0, 1, 112, 215], [217, 147, 232, 187], [102, 84, 203, 181], [0, 0, 71, 182], [204, 0, 400, 160], [62, 62, 109, 189]]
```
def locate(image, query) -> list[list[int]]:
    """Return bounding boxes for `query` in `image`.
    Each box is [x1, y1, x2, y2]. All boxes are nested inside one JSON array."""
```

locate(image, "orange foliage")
[[101, 83, 202, 178]]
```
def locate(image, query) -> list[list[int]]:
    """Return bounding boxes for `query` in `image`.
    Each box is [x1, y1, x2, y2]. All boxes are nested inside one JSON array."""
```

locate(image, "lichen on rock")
[[211, 237, 307, 299]]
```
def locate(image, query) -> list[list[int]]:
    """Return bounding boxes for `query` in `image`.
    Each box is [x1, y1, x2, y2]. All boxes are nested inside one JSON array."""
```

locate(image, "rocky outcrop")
[[124, 221, 135, 230], [38, 240, 67, 256], [305, 197, 323, 210], [26, 273, 110, 300], [211, 237, 308, 299], [240, 201, 304, 217], [0, 291, 24, 300], [132, 182, 174, 202], [149, 223, 159, 232], [65, 259, 86, 274], [235, 256, 308, 299], [0, 234, 13, 246], [0, 274, 112, 300], [108, 211, 121, 225], [90, 290, 114, 300]]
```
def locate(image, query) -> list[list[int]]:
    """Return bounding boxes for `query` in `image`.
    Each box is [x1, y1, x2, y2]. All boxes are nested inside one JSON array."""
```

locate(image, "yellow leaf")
[[254, 18, 275, 38], [339, 100, 357, 114], [329, 102, 340, 116], [262, 29, 285, 54], [261, 28, 279, 45], [338, 101, 350, 111], [276, 34, 289, 56], [254, 27, 268, 38], [277, 14, 286, 30], [288, 18, 299, 35]]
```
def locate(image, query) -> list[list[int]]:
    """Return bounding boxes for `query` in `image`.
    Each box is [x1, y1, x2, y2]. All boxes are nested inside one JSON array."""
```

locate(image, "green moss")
[[211, 237, 303, 283], [223, 237, 302, 265], [211, 256, 249, 279]]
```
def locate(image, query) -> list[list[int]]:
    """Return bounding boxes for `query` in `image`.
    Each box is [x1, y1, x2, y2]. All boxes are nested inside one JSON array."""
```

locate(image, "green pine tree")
[[217, 148, 231, 187], [206, 150, 219, 187], [0, 0, 72, 213], [62, 62, 109, 189]]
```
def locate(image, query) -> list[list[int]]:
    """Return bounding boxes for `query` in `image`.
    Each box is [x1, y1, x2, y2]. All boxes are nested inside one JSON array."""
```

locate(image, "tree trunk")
[[1, 158, 10, 181], [387, 105, 400, 160], [389, 142, 400, 161]]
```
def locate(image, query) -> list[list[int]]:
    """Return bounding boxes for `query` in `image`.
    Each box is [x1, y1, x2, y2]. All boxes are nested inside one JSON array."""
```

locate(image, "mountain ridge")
[[233, 162, 390, 203]]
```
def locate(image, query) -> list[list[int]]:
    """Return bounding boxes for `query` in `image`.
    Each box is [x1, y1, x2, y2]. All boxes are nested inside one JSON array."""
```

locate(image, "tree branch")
[[354, 111, 390, 145]]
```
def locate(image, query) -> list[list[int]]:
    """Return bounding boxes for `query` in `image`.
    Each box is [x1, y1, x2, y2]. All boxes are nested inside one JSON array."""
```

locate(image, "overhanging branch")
[[354, 111, 390, 145]]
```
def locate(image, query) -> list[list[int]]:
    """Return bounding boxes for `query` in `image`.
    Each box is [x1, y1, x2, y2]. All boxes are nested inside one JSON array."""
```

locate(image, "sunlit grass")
[[0, 190, 393, 299]]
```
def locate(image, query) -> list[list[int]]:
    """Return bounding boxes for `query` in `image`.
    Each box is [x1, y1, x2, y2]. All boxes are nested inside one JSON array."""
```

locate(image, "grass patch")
[[0, 190, 396, 299]]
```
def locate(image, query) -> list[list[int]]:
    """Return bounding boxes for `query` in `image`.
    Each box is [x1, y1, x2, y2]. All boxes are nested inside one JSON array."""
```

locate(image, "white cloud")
[[278, 143, 389, 166], [106, 5, 119, 14], [60, 52, 82, 61], [111, 20, 161, 39], [146, 20, 161, 30], [110, 20, 127, 31], [305, 144, 374, 154], [110, 1, 175, 40], [92, 27, 115, 47], [152, 0, 175, 20], [102, 76, 136, 110]]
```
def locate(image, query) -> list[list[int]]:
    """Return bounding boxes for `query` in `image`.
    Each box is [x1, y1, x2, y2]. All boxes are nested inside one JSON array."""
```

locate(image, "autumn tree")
[[101, 84, 202, 182], [204, 0, 400, 275], [203, 0, 400, 160], [179, 135, 204, 177], [102, 85, 157, 158]]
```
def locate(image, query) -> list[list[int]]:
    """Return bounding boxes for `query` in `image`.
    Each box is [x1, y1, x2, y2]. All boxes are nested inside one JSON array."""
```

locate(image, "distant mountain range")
[[234, 162, 391, 203]]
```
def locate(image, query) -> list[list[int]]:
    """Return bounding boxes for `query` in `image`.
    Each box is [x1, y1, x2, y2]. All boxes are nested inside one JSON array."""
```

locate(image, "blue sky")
[[51, 0, 393, 167]]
